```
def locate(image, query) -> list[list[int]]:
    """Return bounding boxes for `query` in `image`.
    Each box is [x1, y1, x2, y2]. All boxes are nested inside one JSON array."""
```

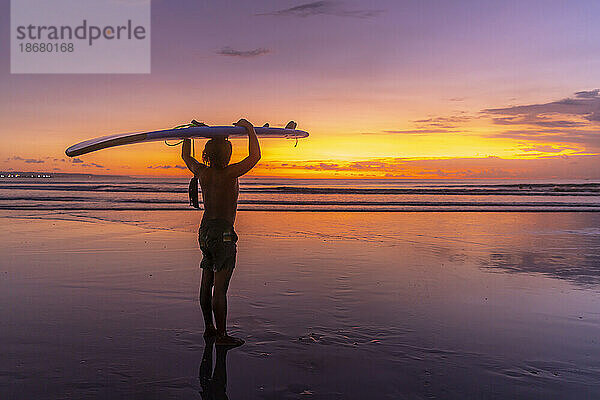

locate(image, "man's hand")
[[233, 118, 254, 132]]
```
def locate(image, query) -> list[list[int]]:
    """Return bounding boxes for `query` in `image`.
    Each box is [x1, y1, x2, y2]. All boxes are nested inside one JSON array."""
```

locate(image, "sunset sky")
[[1, 0, 599, 179]]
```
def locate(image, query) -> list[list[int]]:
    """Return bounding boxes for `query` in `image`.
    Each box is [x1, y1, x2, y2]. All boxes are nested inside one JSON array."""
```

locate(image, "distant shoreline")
[[0, 171, 133, 179], [2, 171, 600, 183]]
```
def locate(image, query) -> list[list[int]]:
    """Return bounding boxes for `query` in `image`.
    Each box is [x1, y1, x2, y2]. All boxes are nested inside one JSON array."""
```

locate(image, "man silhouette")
[[182, 118, 260, 346]]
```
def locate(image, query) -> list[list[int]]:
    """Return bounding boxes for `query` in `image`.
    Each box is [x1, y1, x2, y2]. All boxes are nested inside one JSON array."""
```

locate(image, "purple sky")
[[1, 0, 599, 178]]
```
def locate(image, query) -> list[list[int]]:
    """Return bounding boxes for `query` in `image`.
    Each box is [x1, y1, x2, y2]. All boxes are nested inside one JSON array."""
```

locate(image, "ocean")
[[1, 175, 599, 212]]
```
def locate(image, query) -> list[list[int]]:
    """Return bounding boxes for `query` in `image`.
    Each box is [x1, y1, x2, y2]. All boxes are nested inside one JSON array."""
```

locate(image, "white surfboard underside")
[[65, 126, 309, 157]]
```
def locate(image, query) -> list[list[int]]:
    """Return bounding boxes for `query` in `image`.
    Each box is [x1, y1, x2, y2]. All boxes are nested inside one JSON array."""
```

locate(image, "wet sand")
[[1, 211, 600, 399]]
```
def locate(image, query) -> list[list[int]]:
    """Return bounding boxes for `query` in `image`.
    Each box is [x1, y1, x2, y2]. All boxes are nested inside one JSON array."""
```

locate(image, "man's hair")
[[202, 138, 232, 169]]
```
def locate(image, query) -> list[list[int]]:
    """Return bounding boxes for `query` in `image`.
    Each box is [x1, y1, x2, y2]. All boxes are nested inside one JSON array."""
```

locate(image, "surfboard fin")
[[285, 121, 297, 130], [190, 120, 208, 127], [188, 177, 200, 209], [263, 123, 269, 127]]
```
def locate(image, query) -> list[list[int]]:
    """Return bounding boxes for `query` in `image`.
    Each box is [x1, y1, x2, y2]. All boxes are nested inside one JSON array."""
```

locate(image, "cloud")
[[257, 1, 383, 19], [520, 145, 577, 153], [491, 116, 587, 128], [411, 114, 475, 129], [574, 89, 599, 99], [7, 155, 44, 164], [217, 47, 270, 58], [587, 111, 600, 122], [148, 165, 187, 169], [71, 158, 84, 164], [414, 116, 472, 125], [483, 90, 600, 123], [78, 162, 107, 169], [481, 89, 600, 150], [488, 129, 600, 148], [361, 113, 473, 136], [296, 162, 344, 170], [356, 90, 599, 156], [348, 160, 388, 169], [260, 155, 600, 179], [365, 129, 458, 135]]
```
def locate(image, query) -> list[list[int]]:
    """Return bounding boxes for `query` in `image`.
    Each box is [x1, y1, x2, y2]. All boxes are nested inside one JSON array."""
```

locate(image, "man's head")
[[202, 138, 232, 169]]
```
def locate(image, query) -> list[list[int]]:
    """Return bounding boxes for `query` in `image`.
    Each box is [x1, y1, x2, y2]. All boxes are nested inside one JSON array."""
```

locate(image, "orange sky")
[[2, 1, 599, 179]]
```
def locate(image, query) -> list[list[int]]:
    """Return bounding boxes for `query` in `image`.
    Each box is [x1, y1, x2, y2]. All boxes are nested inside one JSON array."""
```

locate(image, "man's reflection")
[[199, 339, 233, 400]]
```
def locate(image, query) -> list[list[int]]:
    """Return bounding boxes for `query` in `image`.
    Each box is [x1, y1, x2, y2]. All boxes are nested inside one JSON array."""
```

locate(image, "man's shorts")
[[198, 218, 238, 272]]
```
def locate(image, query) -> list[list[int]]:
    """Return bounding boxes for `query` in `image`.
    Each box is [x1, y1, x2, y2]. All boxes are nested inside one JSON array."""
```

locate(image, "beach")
[[3, 0, 600, 396], [4, 0, 600, 397], [2, 209, 600, 399]]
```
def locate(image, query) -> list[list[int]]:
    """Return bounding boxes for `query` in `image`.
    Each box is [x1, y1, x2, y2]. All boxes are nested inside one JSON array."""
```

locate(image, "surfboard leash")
[[164, 120, 208, 148], [164, 139, 184, 146]]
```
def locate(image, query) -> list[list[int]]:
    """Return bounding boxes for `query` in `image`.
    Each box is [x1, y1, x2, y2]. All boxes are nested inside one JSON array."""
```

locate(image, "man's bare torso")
[[199, 168, 239, 225]]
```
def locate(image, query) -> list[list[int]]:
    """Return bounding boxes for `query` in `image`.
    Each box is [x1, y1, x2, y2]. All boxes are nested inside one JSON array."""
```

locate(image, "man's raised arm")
[[225, 118, 261, 178], [181, 139, 203, 175]]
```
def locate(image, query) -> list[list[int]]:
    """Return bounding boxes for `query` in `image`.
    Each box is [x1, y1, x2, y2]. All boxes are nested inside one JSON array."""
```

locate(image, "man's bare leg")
[[200, 269, 217, 338], [213, 266, 244, 347]]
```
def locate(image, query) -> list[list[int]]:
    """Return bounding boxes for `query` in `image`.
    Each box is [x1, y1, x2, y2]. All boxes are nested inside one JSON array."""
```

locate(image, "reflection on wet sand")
[[481, 230, 600, 286], [199, 339, 231, 400], [2, 212, 600, 399]]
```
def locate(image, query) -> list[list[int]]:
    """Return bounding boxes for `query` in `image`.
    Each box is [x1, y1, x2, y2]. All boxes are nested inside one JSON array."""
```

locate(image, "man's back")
[[182, 119, 260, 225], [199, 168, 239, 225]]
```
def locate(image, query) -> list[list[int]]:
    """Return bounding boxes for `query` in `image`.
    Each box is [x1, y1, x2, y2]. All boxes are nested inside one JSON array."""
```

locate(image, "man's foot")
[[203, 325, 217, 339], [215, 333, 245, 347]]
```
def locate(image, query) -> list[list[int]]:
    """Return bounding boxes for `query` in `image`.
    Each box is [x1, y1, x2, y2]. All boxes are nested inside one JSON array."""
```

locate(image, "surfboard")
[[65, 121, 309, 157]]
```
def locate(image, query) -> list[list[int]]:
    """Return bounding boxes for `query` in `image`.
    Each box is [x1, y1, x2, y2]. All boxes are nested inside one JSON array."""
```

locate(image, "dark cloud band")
[[257, 1, 383, 19], [217, 47, 270, 58]]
